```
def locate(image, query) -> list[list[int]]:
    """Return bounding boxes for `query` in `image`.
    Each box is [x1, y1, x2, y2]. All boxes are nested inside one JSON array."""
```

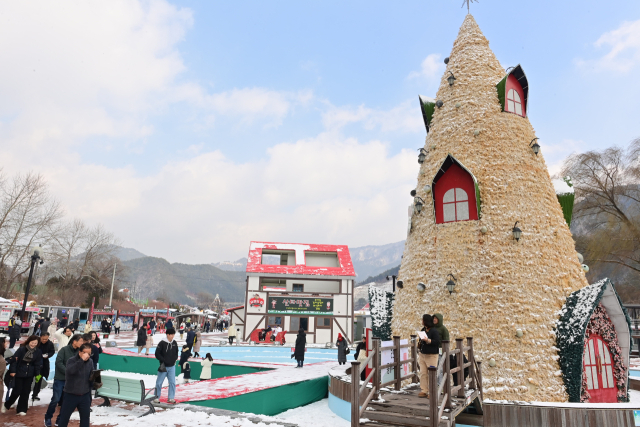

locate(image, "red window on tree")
[[433, 162, 478, 224], [583, 334, 617, 403], [505, 74, 526, 117]]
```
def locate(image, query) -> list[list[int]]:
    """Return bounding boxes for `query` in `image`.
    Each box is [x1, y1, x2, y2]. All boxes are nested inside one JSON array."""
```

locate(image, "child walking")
[[179, 345, 192, 383], [200, 353, 214, 380]]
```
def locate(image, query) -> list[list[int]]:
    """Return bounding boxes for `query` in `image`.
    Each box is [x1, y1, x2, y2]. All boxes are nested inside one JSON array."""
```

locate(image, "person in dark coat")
[[57, 344, 94, 427], [59, 317, 68, 328], [137, 324, 148, 355], [294, 328, 306, 368], [417, 314, 440, 398], [354, 335, 367, 380], [40, 318, 51, 337], [8, 314, 22, 348], [336, 333, 348, 365], [32, 333, 55, 401], [166, 319, 174, 330], [44, 335, 83, 427], [185, 328, 196, 351], [179, 345, 192, 382], [87, 333, 102, 367], [4, 335, 43, 415], [34, 318, 44, 336], [154, 328, 179, 404], [72, 319, 79, 332]]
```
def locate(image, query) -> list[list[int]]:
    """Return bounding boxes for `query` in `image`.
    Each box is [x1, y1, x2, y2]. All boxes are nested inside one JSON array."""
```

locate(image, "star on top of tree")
[[461, 0, 478, 13]]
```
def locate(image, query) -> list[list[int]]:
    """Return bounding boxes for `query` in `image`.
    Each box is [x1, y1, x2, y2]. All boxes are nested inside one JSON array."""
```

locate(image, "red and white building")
[[232, 241, 356, 344]]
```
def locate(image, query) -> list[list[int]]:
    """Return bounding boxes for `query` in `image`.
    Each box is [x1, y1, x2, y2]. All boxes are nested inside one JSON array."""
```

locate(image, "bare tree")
[[197, 291, 215, 309], [562, 138, 640, 275], [0, 171, 63, 297], [44, 219, 120, 305]]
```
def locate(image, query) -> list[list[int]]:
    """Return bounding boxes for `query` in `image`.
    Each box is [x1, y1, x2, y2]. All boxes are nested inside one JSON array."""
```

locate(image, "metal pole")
[[108, 263, 117, 308], [21, 256, 37, 321]]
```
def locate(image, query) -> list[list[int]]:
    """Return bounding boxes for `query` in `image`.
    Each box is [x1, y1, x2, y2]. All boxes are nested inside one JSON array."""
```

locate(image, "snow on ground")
[[64, 398, 345, 427], [69, 405, 284, 427], [265, 399, 349, 427]]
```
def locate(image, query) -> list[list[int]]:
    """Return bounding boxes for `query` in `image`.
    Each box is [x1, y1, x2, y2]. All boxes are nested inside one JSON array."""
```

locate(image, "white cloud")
[[48, 134, 418, 263], [577, 19, 640, 72], [322, 100, 423, 133], [407, 54, 445, 82]]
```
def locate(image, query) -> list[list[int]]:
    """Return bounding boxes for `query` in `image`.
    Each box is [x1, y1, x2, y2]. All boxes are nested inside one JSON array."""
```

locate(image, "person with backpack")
[[153, 328, 178, 404], [56, 343, 94, 427], [179, 345, 192, 383], [32, 333, 55, 401], [186, 327, 196, 352], [3, 335, 43, 415]]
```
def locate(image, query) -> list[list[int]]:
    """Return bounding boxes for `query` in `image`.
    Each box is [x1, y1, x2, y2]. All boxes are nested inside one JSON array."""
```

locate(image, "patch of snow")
[[264, 399, 350, 427], [552, 178, 574, 195]]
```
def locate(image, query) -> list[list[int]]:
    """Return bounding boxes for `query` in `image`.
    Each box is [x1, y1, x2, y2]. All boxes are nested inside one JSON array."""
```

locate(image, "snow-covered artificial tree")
[[392, 14, 590, 402]]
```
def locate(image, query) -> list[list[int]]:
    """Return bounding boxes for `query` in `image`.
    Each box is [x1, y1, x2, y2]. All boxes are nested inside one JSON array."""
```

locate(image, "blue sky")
[[1, 1, 639, 263]]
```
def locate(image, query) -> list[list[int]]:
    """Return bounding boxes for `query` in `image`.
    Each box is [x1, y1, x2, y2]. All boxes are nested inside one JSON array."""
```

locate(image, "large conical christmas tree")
[[392, 15, 588, 402]]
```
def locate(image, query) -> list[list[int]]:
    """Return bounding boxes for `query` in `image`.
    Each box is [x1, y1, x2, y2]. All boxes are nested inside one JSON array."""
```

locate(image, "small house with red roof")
[[238, 241, 356, 345]]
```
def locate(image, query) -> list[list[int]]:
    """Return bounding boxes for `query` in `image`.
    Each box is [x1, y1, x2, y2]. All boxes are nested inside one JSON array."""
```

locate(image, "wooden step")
[[363, 410, 435, 426]]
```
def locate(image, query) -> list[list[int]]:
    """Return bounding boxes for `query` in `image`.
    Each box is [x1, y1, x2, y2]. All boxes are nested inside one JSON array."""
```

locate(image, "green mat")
[[99, 353, 272, 379], [189, 376, 329, 415]]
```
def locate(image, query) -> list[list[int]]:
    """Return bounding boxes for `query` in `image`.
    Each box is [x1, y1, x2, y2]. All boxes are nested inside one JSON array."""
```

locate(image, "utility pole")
[[108, 263, 117, 308]]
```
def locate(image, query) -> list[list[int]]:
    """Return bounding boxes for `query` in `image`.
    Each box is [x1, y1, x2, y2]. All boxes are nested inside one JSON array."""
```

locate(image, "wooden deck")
[[483, 402, 637, 427], [350, 337, 484, 427], [360, 384, 483, 427]]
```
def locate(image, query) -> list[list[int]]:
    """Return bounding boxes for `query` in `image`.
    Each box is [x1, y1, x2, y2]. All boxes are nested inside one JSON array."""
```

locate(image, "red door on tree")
[[583, 334, 617, 403]]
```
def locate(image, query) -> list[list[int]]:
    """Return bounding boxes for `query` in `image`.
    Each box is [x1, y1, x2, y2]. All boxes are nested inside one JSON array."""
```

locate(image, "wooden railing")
[[350, 336, 482, 427]]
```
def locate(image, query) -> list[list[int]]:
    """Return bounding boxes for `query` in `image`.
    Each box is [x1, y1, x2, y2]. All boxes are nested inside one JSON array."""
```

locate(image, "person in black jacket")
[[294, 328, 306, 368], [57, 344, 94, 427], [137, 323, 148, 355], [153, 328, 179, 404], [4, 335, 43, 415], [417, 314, 440, 398], [32, 333, 55, 401], [179, 345, 192, 382], [86, 332, 103, 367], [354, 335, 367, 381], [8, 314, 22, 348], [185, 327, 196, 351]]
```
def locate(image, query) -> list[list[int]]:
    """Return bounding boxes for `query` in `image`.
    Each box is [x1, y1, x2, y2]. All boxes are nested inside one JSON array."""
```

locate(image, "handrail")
[[350, 335, 482, 427]]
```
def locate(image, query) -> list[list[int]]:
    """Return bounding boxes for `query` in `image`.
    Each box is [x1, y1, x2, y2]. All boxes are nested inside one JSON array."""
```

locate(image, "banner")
[[267, 296, 333, 315], [89, 297, 95, 324], [380, 339, 410, 385]]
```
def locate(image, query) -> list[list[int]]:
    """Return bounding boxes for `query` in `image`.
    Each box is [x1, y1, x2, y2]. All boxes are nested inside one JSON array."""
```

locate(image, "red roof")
[[246, 241, 355, 277], [226, 305, 244, 312]]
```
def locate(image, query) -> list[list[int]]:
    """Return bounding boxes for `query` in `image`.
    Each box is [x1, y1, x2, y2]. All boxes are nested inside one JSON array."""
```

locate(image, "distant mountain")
[[349, 240, 405, 280], [357, 264, 401, 286], [212, 258, 248, 272], [112, 246, 147, 262], [119, 257, 246, 305]]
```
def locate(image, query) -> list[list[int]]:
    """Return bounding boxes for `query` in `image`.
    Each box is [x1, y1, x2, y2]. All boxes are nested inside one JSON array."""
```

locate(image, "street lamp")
[[414, 197, 426, 214], [447, 71, 457, 86], [446, 274, 457, 295], [512, 221, 522, 242], [417, 148, 428, 164], [22, 245, 43, 321], [529, 138, 540, 155]]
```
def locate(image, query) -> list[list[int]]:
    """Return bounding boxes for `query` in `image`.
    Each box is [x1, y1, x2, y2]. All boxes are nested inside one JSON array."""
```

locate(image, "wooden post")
[[477, 360, 484, 400], [373, 338, 381, 400], [410, 335, 418, 383], [428, 366, 438, 426], [467, 337, 477, 391], [393, 335, 401, 391], [443, 340, 452, 410], [456, 338, 465, 398], [351, 361, 361, 427]]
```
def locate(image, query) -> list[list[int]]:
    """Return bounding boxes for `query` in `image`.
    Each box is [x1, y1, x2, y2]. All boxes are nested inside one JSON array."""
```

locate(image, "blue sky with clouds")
[[1, 1, 639, 263]]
